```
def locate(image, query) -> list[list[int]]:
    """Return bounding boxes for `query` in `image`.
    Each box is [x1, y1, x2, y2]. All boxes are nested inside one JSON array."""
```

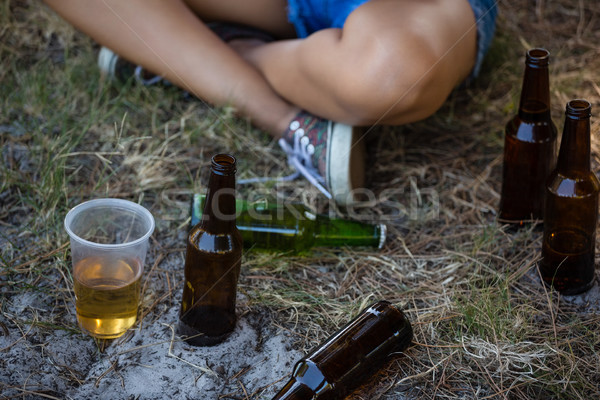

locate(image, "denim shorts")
[[287, 0, 498, 80]]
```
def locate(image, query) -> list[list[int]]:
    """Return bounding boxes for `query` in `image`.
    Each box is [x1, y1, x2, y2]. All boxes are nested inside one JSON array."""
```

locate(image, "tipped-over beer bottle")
[[541, 100, 599, 295], [178, 154, 243, 346], [271, 300, 413, 400], [191, 194, 386, 252], [499, 48, 558, 223]]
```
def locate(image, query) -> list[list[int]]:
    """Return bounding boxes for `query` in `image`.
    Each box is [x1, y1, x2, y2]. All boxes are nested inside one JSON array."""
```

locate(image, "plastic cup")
[[64, 198, 155, 339]]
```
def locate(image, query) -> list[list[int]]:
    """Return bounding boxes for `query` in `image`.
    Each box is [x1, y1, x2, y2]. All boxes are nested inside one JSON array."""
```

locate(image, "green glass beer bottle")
[[271, 300, 413, 400], [178, 154, 243, 346], [191, 194, 386, 252], [540, 100, 599, 295], [499, 48, 558, 223]]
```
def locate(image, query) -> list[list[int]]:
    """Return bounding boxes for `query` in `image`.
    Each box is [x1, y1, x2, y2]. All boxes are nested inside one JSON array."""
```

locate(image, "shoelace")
[[276, 130, 332, 199], [134, 66, 163, 86], [238, 131, 333, 200], [132, 65, 188, 97]]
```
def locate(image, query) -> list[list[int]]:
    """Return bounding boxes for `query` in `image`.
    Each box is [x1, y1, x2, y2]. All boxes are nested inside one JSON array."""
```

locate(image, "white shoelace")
[[134, 66, 164, 86], [238, 130, 333, 199]]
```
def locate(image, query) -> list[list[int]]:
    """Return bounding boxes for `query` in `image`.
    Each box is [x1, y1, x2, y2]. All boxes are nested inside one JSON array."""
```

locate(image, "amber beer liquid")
[[541, 99, 599, 294], [499, 48, 557, 223], [73, 256, 142, 339], [178, 154, 243, 346], [64, 198, 154, 339]]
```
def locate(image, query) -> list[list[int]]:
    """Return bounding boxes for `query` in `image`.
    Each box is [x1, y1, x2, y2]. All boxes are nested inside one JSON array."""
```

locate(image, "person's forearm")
[[43, 0, 297, 135]]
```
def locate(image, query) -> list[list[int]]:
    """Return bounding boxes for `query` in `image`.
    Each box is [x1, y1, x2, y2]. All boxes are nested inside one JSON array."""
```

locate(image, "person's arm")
[[43, 0, 298, 135]]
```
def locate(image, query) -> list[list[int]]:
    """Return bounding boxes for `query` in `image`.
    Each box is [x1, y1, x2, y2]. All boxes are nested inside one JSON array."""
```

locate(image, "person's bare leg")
[[240, 0, 478, 126], [42, 0, 298, 137], [182, 0, 296, 39]]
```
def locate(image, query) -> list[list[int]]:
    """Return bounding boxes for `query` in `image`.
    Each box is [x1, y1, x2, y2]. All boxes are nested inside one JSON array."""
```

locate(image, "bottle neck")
[[272, 301, 413, 400], [518, 49, 551, 122], [200, 155, 237, 234], [518, 66, 551, 122], [556, 101, 592, 175], [313, 217, 386, 249], [271, 378, 314, 400]]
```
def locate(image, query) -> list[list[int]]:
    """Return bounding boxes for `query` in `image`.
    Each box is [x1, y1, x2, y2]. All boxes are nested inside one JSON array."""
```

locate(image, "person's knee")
[[332, 40, 449, 125], [331, 2, 469, 125]]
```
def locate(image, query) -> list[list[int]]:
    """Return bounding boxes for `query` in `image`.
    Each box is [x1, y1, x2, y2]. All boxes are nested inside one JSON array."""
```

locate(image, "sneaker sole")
[[326, 122, 366, 206], [98, 47, 118, 78]]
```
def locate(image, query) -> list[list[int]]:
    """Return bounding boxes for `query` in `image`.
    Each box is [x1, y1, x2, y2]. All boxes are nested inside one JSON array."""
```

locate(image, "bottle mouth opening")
[[526, 48, 550, 67], [211, 153, 237, 175], [566, 99, 592, 118]]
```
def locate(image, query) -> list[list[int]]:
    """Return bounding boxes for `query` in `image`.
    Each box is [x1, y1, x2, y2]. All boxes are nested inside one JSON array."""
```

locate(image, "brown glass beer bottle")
[[178, 154, 243, 346], [540, 100, 599, 295], [271, 300, 413, 400], [499, 48, 557, 223]]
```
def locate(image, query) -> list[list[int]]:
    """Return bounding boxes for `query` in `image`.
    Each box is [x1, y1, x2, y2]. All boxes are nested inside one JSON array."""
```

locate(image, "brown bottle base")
[[177, 320, 235, 347], [541, 229, 596, 295], [540, 273, 595, 296]]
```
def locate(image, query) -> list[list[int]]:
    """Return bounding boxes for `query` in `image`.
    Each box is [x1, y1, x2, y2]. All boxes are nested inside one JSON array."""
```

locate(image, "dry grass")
[[2, 0, 600, 399]]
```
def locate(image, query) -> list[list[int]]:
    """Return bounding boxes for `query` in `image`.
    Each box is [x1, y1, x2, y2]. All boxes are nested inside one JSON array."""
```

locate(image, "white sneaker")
[[278, 112, 365, 206], [97, 47, 162, 85]]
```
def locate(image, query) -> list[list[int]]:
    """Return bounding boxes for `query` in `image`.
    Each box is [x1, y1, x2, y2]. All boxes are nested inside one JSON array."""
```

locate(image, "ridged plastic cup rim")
[[64, 198, 155, 249]]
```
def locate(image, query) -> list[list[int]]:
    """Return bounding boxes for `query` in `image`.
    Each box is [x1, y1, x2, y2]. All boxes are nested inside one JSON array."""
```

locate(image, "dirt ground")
[[1, 277, 303, 399]]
